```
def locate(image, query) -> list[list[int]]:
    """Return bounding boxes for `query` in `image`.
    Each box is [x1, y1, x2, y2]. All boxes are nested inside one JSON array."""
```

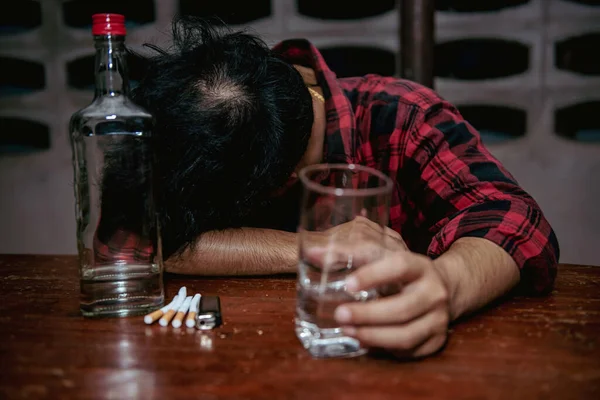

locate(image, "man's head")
[[131, 16, 314, 257]]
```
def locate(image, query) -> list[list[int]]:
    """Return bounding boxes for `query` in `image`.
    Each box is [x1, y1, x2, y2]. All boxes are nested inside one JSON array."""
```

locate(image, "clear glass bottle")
[[69, 13, 164, 317]]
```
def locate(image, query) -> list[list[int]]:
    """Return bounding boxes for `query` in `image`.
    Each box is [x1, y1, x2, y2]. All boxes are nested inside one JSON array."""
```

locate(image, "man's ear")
[[293, 64, 318, 86]]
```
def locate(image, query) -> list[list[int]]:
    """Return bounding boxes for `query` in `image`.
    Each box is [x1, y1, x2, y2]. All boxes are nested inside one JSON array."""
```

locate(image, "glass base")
[[295, 318, 368, 359], [80, 263, 164, 318], [80, 300, 162, 318]]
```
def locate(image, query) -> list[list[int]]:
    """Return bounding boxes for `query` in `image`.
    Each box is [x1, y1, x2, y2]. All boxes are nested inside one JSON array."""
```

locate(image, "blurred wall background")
[[0, 0, 598, 265]]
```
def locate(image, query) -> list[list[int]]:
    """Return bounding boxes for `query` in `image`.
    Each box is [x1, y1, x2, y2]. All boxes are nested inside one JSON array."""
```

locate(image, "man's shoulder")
[[338, 74, 445, 112]]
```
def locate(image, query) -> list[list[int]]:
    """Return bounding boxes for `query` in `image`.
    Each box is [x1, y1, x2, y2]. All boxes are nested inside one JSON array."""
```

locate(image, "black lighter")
[[195, 295, 222, 330]]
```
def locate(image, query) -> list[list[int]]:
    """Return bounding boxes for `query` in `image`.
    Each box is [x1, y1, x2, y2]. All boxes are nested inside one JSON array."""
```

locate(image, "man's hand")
[[303, 217, 448, 358], [334, 249, 450, 358], [303, 216, 408, 259]]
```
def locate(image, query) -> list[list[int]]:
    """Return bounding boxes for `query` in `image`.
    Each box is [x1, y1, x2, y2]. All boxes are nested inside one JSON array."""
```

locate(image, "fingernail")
[[345, 276, 359, 292], [342, 326, 356, 336], [334, 306, 352, 323]]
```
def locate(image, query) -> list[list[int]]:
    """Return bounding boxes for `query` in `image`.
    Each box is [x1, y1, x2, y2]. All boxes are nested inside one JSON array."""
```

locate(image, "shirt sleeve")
[[402, 99, 559, 295]]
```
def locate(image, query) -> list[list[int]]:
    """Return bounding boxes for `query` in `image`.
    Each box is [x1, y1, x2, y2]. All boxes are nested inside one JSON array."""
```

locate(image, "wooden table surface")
[[0, 255, 599, 400]]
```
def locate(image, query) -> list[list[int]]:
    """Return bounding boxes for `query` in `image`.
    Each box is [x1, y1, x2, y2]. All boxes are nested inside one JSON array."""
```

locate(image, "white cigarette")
[[185, 293, 202, 328], [143, 294, 179, 325], [172, 295, 193, 328], [159, 293, 184, 327], [177, 286, 187, 300]]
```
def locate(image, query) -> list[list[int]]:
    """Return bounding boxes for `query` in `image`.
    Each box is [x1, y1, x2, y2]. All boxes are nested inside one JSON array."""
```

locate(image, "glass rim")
[[298, 163, 394, 197]]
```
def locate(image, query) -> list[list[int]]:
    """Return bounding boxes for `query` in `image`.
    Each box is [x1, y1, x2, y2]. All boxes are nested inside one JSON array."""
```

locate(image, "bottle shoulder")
[[70, 95, 154, 137], [72, 95, 152, 119]]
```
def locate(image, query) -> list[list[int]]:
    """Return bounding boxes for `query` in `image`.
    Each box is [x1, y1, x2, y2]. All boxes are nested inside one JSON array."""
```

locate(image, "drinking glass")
[[295, 163, 393, 358]]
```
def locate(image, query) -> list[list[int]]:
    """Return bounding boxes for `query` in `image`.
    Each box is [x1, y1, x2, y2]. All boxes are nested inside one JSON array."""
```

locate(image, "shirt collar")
[[272, 39, 355, 165]]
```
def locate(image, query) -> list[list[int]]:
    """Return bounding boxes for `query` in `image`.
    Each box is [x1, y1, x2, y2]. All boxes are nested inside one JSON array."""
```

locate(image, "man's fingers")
[[302, 244, 384, 270], [345, 251, 426, 292], [341, 308, 448, 351], [334, 277, 447, 325], [384, 226, 402, 241], [410, 333, 449, 358]]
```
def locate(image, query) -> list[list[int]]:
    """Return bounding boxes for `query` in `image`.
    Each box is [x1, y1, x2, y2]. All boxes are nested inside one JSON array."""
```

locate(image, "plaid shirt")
[[95, 39, 559, 294], [273, 39, 559, 294]]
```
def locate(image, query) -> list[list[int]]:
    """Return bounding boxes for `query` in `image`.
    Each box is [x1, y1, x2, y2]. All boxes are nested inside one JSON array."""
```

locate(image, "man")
[[114, 16, 559, 358]]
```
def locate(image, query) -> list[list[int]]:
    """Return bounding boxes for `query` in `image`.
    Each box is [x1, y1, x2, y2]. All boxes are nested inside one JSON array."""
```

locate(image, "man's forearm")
[[166, 228, 298, 275], [432, 237, 521, 321]]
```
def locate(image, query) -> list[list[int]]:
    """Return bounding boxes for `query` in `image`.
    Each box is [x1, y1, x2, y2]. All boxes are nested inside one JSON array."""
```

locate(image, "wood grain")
[[0, 255, 598, 399]]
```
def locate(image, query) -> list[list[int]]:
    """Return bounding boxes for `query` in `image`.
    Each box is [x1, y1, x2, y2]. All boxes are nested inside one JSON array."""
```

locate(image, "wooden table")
[[0, 255, 599, 399]]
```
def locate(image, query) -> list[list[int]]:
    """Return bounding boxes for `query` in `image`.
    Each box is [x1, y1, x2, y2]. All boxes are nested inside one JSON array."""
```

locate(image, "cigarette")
[[172, 295, 193, 328], [185, 293, 202, 328], [159, 288, 186, 327], [143, 294, 179, 325]]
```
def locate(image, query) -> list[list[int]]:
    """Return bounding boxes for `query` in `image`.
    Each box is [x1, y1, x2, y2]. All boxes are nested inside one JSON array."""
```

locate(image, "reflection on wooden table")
[[0, 255, 598, 399]]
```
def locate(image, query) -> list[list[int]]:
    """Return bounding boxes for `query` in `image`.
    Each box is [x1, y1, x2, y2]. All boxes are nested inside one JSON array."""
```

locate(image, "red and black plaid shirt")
[[95, 39, 559, 294], [273, 39, 559, 294]]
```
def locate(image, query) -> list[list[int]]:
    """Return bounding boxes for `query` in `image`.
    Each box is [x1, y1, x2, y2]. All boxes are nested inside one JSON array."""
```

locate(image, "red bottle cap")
[[92, 13, 126, 36]]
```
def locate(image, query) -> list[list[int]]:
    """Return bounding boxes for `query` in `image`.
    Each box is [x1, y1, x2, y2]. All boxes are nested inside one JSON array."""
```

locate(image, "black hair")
[[99, 16, 314, 259]]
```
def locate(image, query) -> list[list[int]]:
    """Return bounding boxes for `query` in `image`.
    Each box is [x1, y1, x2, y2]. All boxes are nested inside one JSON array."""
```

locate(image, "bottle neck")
[[93, 35, 130, 98]]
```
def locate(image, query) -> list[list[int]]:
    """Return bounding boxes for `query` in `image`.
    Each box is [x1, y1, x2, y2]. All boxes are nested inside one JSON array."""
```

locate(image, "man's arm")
[[329, 93, 557, 356], [401, 97, 559, 296], [165, 228, 298, 275], [331, 235, 521, 357], [329, 233, 521, 357], [433, 236, 520, 321]]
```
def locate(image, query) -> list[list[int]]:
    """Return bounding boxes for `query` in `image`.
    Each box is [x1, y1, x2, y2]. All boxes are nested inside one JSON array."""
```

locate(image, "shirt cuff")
[[426, 199, 560, 295]]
